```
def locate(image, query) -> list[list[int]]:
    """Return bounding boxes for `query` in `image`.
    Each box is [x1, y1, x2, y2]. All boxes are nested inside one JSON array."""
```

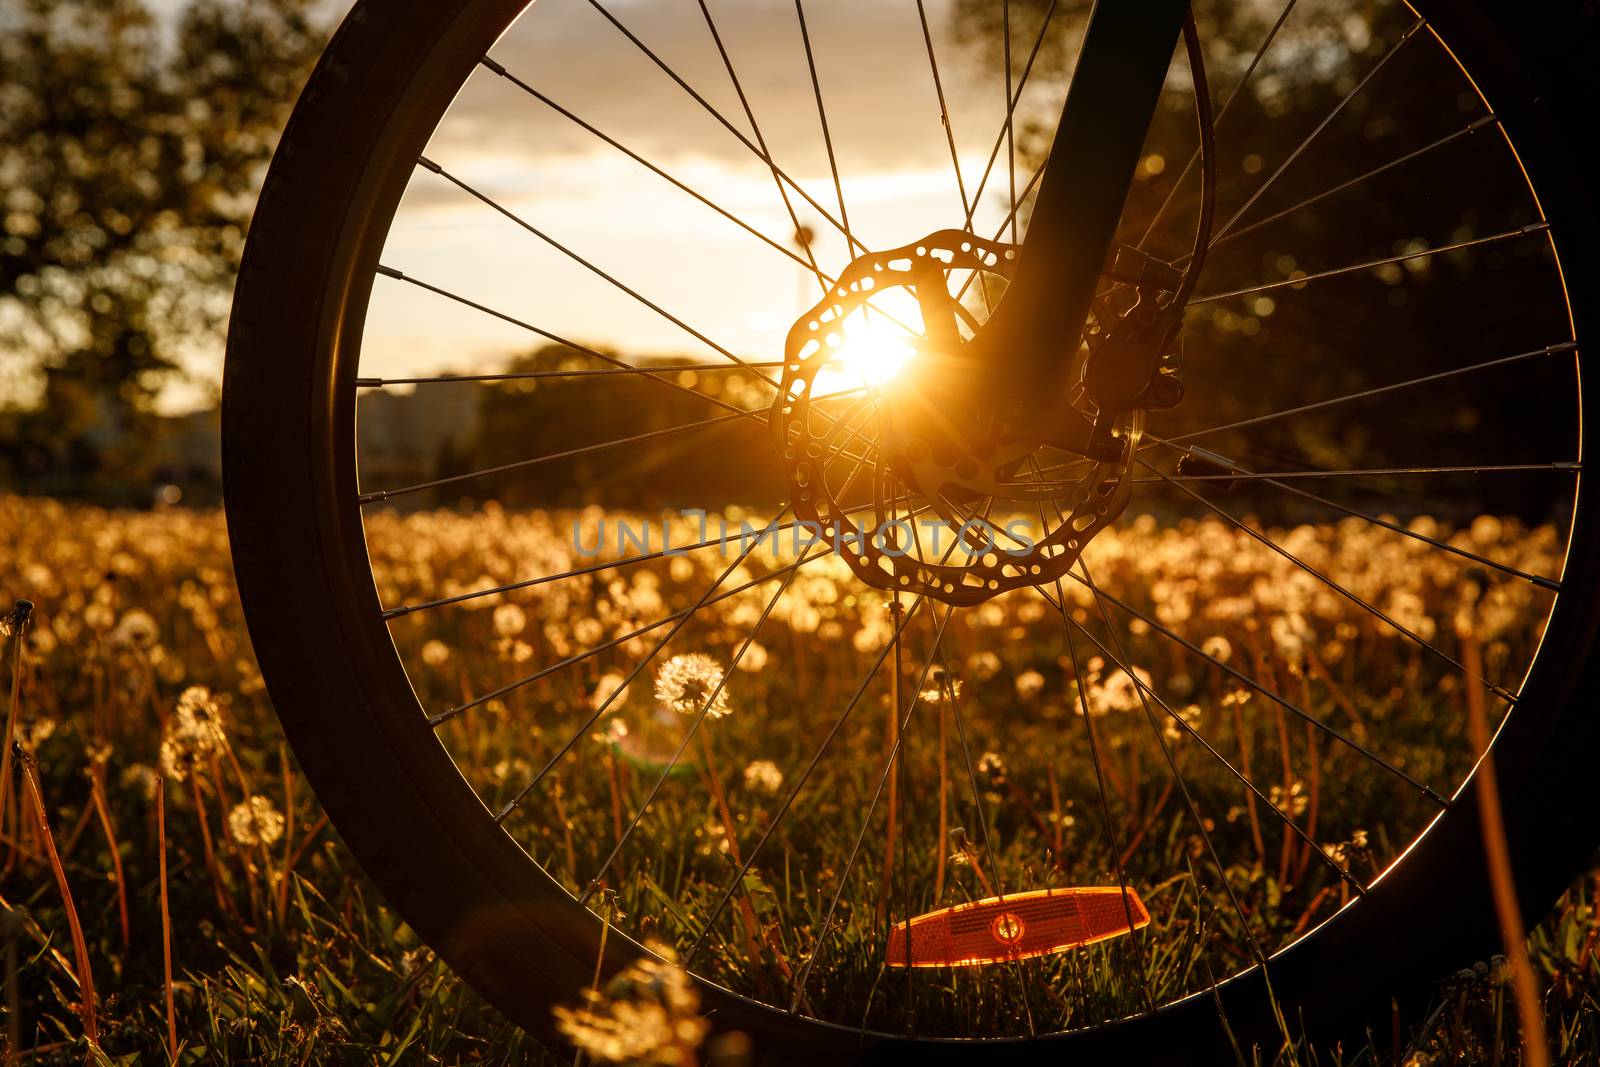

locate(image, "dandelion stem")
[[697, 731, 770, 980], [284, 812, 329, 874], [19, 752, 97, 1046], [934, 690, 949, 902], [605, 752, 624, 852], [190, 775, 230, 915], [158, 776, 178, 1061], [1232, 692, 1268, 868], [86, 763, 130, 947], [1461, 621, 1550, 1067], [875, 599, 904, 926], [277, 744, 295, 924], [4, 897, 20, 1058], [0, 601, 32, 863]]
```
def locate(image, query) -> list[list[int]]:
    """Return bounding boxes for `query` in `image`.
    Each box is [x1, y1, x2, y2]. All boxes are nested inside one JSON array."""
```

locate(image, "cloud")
[[426, 0, 1065, 183], [361, 0, 1078, 381]]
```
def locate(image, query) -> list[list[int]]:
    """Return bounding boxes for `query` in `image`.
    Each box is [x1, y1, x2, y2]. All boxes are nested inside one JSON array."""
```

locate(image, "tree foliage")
[[948, 0, 1569, 518], [0, 0, 324, 496]]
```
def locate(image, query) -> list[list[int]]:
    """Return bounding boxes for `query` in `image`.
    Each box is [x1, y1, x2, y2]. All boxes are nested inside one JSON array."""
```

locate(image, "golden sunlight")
[[816, 293, 926, 393]]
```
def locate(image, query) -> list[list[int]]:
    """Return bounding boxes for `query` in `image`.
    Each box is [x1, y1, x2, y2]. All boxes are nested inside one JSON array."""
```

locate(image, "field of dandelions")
[[1, 492, 1598, 1063]]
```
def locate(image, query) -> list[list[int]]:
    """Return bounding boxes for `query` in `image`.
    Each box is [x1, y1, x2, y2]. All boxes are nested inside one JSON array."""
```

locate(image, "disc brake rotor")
[[772, 229, 1142, 606]]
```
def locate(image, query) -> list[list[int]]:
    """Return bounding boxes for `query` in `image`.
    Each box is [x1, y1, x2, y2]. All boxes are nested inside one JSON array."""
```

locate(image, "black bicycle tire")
[[222, 1, 1600, 1061]]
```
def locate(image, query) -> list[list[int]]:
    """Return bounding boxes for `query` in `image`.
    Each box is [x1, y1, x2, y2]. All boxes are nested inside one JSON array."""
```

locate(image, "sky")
[[41, 0, 1383, 412], [357, 0, 1075, 385]]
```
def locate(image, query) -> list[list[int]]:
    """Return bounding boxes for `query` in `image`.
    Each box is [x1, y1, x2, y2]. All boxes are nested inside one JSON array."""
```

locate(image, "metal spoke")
[[1142, 437, 1563, 591], [1059, 571, 1448, 806], [863, 491, 1012, 924], [938, 648, 1004, 903], [1024, 457, 1151, 1007], [578, 517, 852, 905], [416, 157, 776, 383], [358, 381, 866, 503], [793, 0, 852, 242], [371, 264, 771, 422], [1060, 584, 1155, 1002], [1065, 569, 1367, 897], [1003, 0, 1017, 243], [950, 154, 1047, 307], [493, 509, 796, 822], [685, 594, 929, 965], [999, 462, 1270, 965], [479, 57, 825, 284], [1136, 458, 1520, 704], [1135, 0, 1300, 249], [479, 47, 920, 342], [862, 487, 1040, 1024], [429, 481, 949, 726], [872, 498, 1012, 905], [582, 0, 867, 256], [787, 604, 957, 1012], [912, 470, 1449, 807], [385, 401, 891, 614], [1161, 341, 1576, 446], [722, 490, 993, 998], [1072, 562, 1267, 964], [961, 0, 1060, 233], [362, 406, 738, 503], [1196, 115, 1499, 256], [1133, 462, 1578, 483], [1188, 223, 1546, 305], [915, 0, 972, 221], [387, 511, 879, 619], [1212, 17, 1426, 244], [696, 0, 828, 291], [356, 361, 787, 389], [432, 549, 819, 728], [935, 636, 1041, 1032]]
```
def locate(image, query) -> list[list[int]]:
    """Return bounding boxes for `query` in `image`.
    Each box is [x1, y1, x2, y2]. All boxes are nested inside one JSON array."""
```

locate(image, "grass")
[[0, 493, 1596, 1063]]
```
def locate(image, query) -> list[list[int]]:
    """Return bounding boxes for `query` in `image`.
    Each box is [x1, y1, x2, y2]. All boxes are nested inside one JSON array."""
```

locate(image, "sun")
[[825, 307, 919, 389]]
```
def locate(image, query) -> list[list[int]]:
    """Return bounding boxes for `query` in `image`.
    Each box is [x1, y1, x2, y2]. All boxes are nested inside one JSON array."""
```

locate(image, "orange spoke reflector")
[[886, 887, 1150, 968]]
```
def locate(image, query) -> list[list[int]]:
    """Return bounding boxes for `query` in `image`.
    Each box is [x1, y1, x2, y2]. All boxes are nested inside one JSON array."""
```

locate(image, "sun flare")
[[821, 305, 921, 391]]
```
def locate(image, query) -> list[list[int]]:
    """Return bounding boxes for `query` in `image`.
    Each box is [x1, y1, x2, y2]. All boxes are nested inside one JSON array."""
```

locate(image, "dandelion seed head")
[[110, 608, 159, 648], [1014, 669, 1045, 699], [977, 750, 1006, 785], [120, 763, 159, 799], [742, 759, 783, 794], [1162, 704, 1204, 743], [735, 641, 768, 673], [966, 650, 1001, 680], [227, 794, 286, 847], [592, 669, 631, 712], [1087, 666, 1152, 714], [557, 939, 703, 1061], [493, 602, 527, 637], [17, 718, 55, 749], [160, 685, 227, 781], [654, 653, 731, 719]]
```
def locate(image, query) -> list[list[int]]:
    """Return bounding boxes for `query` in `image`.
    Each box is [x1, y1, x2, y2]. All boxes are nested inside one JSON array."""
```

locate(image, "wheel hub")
[[772, 229, 1158, 606]]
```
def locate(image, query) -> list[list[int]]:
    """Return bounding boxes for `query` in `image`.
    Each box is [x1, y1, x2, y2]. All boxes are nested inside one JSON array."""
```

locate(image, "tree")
[[950, 0, 1569, 519], [0, 0, 325, 498]]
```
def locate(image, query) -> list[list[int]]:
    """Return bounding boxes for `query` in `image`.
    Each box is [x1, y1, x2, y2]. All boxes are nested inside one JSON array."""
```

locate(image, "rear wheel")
[[225, 0, 1600, 1058]]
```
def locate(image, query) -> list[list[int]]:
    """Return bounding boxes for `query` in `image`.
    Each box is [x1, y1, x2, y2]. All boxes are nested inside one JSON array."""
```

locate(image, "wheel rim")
[[233, 0, 1588, 1048]]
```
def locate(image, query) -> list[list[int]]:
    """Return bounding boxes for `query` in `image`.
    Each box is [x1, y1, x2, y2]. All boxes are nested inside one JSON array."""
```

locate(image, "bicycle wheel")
[[224, 0, 1600, 1059]]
